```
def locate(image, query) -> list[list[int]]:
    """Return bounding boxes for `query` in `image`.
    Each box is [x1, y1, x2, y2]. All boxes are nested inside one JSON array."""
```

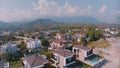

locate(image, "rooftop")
[[52, 39, 67, 43], [54, 49, 73, 57], [74, 45, 91, 51], [25, 54, 48, 67]]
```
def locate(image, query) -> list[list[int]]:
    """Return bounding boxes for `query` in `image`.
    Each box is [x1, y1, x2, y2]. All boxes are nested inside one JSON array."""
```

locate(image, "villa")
[[56, 33, 71, 42], [72, 32, 87, 43], [23, 54, 49, 68], [0, 42, 18, 55], [0, 58, 9, 68], [49, 39, 68, 50], [51, 49, 76, 68], [73, 45, 104, 68], [26, 39, 42, 52]]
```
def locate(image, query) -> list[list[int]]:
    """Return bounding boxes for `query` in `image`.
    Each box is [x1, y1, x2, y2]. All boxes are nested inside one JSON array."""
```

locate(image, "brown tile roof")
[[54, 49, 73, 57], [74, 45, 91, 50], [53, 39, 67, 43], [25, 54, 48, 67]]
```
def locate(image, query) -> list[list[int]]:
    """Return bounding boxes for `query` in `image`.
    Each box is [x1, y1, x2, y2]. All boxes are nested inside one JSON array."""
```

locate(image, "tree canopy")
[[41, 39, 50, 46]]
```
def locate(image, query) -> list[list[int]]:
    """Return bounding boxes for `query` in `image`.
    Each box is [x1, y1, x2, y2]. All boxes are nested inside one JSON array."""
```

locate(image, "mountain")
[[50, 16, 100, 24], [0, 21, 10, 27], [0, 21, 15, 30], [29, 18, 58, 26], [17, 18, 58, 30], [0, 19, 60, 31]]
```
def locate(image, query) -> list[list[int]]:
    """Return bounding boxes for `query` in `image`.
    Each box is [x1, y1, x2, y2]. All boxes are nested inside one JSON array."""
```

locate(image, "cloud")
[[0, 9, 35, 22], [34, 0, 92, 17], [99, 5, 107, 14], [0, 0, 93, 22], [111, 10, 120, 16]]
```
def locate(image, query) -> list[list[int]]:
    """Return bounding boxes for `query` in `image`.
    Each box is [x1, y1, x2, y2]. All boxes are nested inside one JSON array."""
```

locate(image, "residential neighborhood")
[[0, 0, 120, 68], [0, 25, 120, 68]]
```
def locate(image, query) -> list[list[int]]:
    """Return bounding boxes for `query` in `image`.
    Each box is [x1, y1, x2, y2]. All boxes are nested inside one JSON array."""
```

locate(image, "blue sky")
[[0, 0, 120, 23]]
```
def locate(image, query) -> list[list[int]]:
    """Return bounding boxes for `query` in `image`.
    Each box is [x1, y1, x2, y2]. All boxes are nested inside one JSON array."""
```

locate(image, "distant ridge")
[[50, 16, 100, 24], [0, 18, 119, 31]]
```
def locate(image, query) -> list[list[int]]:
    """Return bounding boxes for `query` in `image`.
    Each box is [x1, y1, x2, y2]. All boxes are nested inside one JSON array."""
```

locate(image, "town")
[[0, 24, 120, 68], [0, 0, 120, 68]]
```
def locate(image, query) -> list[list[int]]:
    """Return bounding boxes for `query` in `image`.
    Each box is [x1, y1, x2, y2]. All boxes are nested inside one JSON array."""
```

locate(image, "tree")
[[41, 39, 50, 46], [2, 52, 14, 61], [19, 32, 24, 37], [94, 30, 103, 40], [87, 28, 103, 42], [80, 37, 87, 46], [17, 41, 28, 53], [88, 29, 95, 41], [116, 32, 120, 37]]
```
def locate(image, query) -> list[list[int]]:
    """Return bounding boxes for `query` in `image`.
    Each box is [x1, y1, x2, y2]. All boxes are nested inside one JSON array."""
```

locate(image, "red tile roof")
[[53, 39, 67, 43]]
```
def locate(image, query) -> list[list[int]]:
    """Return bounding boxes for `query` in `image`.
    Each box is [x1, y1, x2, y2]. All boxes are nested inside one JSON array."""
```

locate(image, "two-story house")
[[56, 33, 71, 42], [51, 49, 76, 68], [49, 39, 67, 50], [73, 45, 104, 67], [0, 42, 18, 55], [72, 32, 86, 43], [0, 58, 9, 68], [73, 45, 93, 61], [23, 54, 49, 68], [26, 39, 42, 52]]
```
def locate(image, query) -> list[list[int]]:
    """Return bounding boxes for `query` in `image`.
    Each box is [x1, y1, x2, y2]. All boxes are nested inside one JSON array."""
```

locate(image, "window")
[[77, 49, 79, 53], [74, 49, 76, 53], [52, 55, 57, 61], [77, 54, 79, 58], [66, 56, 75, 64], [87, 49, 93, 56]]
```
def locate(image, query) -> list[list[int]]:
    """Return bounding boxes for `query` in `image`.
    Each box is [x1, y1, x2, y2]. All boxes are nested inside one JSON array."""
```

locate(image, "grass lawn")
[[9, 60, 22, 68], [88, 39, 110, 48]]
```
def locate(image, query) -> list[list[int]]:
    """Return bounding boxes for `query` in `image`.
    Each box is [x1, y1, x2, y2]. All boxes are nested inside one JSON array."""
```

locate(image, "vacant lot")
[[88, 39, 110, 48]]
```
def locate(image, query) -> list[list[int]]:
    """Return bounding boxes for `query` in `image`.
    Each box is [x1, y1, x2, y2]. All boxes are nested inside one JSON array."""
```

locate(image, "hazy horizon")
[[0, 0, 120, 23]]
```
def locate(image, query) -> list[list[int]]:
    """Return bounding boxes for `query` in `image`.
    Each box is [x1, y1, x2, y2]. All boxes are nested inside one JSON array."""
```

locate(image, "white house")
[[51, 49, 76, 68], [26, 39, 42, 52], [0, 58, 9, 68], [0, 42, 18, 55]]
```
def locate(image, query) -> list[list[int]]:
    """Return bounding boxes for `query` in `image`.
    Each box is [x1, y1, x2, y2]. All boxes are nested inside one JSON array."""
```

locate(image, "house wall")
[[78, 49, 86, 61], [73, 47, 86, 61], [0, 44, 17, 54], [52, 53, 65, 68], [58, 55, 65, 68], [51, 42, 63, 49]]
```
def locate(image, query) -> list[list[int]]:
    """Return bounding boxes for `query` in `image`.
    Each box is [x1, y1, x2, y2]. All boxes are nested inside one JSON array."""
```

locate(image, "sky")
[[0, 0, 120, 23]]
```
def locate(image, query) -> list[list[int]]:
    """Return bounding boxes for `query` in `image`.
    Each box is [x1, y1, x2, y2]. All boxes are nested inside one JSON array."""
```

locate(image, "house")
[[23, 54, 49, 68], [72, 32, 86, 43], [0, 58, 9, 68], [73, 45, 93, 61], [56, 33, 64, 40], [56, 33, 71, 41], [51, 49, 76, 68], [73, 45, 104, 67], [49, 39, 67, 50], [26, 39, 42, 52], [0, 42, 18, 55]]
